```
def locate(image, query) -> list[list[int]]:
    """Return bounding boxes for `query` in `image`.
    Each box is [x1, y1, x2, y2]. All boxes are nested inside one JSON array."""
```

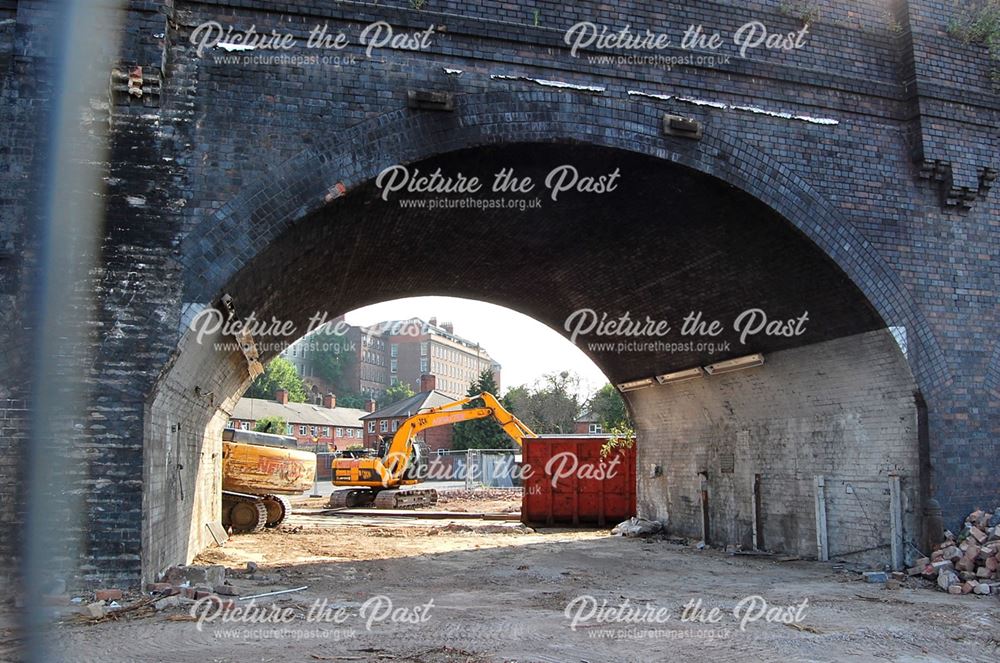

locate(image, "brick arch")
[[181, 89, 948, 392]]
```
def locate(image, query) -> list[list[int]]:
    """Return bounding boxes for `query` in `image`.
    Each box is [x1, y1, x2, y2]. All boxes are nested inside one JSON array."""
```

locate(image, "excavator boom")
[[330, 392, 534, 508]]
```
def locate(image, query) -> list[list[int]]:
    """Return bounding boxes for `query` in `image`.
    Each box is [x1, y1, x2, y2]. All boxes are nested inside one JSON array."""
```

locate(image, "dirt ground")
[[21, 493, 1000, 661]]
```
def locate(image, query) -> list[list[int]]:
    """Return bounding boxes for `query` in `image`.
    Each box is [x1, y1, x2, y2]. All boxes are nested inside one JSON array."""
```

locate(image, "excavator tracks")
[[328, 488, 440, 509], [261, 494, 292, 528], [372, 488, 439, 509], [222, 493, 268, 533], [328, 489, 376, 509]]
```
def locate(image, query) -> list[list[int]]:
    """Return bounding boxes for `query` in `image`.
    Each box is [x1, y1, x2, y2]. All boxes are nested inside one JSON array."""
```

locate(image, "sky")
[[344, 296, 609, 399]]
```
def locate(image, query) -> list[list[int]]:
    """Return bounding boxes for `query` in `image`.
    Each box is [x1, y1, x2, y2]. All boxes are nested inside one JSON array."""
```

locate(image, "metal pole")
[[814, 476, 829, 561], [465, 448, 474, 490], [889, 475, 904, 571]]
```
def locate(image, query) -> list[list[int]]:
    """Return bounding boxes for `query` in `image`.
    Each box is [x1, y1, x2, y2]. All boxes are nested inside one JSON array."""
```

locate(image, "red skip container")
[[521, 435, 636, 526]]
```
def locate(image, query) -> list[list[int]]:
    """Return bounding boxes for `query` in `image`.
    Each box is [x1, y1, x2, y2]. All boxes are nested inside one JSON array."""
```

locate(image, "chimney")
[[275, 388, 289, 404], [323, 393, 336, 409], [365, 399, 377, 413], [441, 322, 454, 334], [420, 374, 436, 392], [429, 316, 439, 327]]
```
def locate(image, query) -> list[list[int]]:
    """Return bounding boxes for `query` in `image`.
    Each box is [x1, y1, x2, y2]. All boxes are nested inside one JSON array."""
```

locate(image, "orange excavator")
[[329, 392, 535, 509], [221, 428, 317, 532]]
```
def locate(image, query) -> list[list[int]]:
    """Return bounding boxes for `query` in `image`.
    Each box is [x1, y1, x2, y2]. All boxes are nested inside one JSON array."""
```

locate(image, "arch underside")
[[147, 140, 921, 579], [222, 143, 886, 379]]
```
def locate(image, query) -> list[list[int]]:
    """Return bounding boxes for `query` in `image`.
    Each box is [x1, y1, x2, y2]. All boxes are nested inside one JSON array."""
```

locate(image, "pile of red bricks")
[[908, 509, 1000, 596], [145, 564, 237, 611]]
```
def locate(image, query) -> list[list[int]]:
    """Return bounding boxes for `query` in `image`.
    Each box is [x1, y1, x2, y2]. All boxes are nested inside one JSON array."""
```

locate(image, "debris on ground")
[[161, 564, 226, 588], [909, 508, 1000, 596], [427, 522, 534, 535], [863, 571, 889, 583], [610, 517, 664, 537]]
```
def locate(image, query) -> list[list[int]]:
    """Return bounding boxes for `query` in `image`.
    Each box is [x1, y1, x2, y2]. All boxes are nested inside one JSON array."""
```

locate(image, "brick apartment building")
[[387, 317, 501, 399], [360, 375, 458, 453], [228, 388, 373, 451], [281, 316, 500, 400]]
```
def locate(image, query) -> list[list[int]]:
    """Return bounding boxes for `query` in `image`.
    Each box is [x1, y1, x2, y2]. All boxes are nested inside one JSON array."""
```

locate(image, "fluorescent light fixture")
[[617, 378, 654, 392], [655, 367, 704, 384], [704, 353, 765, 375]]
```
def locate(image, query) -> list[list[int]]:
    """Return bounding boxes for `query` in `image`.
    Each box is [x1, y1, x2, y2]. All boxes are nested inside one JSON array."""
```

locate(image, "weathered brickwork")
[[632, 330, 920, 564], [0, 0, 996, 584]]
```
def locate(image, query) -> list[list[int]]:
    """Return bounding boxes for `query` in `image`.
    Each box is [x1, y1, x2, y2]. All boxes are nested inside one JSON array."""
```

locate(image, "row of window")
[[361, 364, 386, 382], [228, 421, 362, 439], [431, 343, 483, 366], [362, 335, 385, 351], [367, 419, 401, 434], [362, 350, 385, 366]]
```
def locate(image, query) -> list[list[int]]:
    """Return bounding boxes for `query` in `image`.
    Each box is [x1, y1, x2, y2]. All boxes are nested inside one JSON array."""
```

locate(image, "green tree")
[[452, 370, 518, 450], [253, 416, 287, 435], [589, 383, 632, 431], [382, 382, 415, 406], [520, 371, 581, 434], [305, 326, 355, 391], [336, 391, 367, 409], [245, 357, 307, 402]]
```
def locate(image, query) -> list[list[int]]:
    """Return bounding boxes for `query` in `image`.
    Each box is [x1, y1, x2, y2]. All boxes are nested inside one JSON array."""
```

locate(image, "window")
[[437, 448, 446, 456], [368, 421, 375, 433], [420, 358, 428, 373], [346, 429, 353, 438], [322, 427, 330, 437], [299, 425, 307, 435], [286, 424, 293, 435], [240, 421, 250, 430], [380, 420, 388, 433], [227, 420, 236, 429], [390, 343, 398, 357], [310, 426, 318, 436], [336, 427, 343, 437], [390, 359, 397, 373], [392, 420, 399, 432], [391, 376, 398, 386], [420, 341, 429, 356], [589, 423, 603, 434]]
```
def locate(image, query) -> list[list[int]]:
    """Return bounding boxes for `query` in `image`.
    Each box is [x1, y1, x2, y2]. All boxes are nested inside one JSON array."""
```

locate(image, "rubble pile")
[[909, 508, 1000, 596], [145, 564, 238, 611]]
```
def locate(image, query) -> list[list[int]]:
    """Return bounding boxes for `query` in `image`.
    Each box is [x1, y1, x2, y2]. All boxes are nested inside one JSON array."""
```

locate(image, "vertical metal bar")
[[465, 448, 473, 490], [889, 474, 904, 571], [814, 475, 829, 561]]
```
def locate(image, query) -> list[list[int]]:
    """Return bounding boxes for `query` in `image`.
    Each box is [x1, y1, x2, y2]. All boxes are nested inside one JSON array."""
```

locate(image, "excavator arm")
[[381, 392, 536, 481], [332, 392, 535, 497]]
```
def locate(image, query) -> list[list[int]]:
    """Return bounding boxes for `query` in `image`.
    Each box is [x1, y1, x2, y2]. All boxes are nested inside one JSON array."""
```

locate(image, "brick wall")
[[632, 330, 920, 565], [0, 0, 996, 585]]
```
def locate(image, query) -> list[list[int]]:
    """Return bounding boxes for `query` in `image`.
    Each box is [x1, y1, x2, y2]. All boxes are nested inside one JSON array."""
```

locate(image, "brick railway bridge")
[[1, 0, 997, 585]]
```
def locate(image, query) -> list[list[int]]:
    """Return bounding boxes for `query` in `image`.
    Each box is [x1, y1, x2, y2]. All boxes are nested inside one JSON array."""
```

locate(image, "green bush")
[[948, 0, 1000, 84]]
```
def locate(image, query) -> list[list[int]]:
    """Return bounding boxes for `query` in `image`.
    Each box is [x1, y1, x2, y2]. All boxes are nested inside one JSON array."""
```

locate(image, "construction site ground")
[[23, 491, 1000, 662]]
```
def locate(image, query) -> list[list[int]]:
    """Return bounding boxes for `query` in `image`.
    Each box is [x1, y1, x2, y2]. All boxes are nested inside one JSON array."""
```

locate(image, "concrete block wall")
[[632, 330, 920, 565], [142, 324, 250, 583]]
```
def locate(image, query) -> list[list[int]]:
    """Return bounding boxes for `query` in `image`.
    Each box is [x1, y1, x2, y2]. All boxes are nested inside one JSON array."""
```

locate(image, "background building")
[[229, 388, 372, 450], [281, 316, 500, 400], [573, 409, 603, 435], [361, 375, 457, 452], [385, 317, 500, 398]]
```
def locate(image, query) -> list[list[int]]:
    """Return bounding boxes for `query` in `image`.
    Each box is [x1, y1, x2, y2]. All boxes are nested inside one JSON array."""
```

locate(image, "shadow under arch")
[[180, 89, 948, 393], [147, 93, 941, 580]]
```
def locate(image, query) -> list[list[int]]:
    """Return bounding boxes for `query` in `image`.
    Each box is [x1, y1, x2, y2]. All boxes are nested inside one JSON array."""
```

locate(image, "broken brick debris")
[[924, 508, 1000, 597]]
